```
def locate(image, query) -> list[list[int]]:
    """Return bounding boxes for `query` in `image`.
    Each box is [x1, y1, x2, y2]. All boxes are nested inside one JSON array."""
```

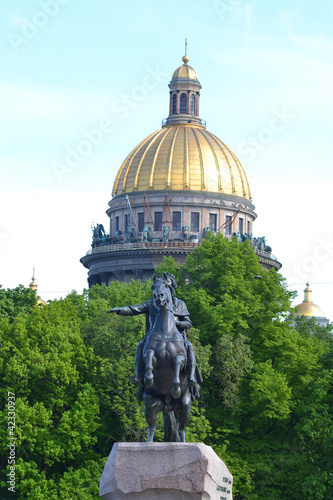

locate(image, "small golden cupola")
[[165, 47, 202, 127], [29, 268, 37, 292], [295, 282, 328, 326], [29, 268, 47, 306]]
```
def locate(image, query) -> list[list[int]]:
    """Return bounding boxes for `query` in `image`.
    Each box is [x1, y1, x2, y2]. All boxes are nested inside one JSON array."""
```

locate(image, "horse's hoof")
[[171, 385, 181, 399]]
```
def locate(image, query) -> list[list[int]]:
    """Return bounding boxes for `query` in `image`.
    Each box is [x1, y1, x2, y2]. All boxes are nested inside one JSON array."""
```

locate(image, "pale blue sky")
[[1, 0, 333, 320]]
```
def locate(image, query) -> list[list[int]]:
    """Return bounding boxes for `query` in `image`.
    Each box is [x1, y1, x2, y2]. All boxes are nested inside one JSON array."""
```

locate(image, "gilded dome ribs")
[[192, 128, 206, 190], [184, 127, 189, 188], [201, 131, 222, 192], [113, 126, 251, 199], [210, 133, 237, 194], [134, 129, 165, 191], [223, 142, 250, 199], [113, 139, 145, 194], [167, 127, 179, 189], [120, 131, 157, 193], [149, 128, 170, 189], [239, 161, 252, 199]]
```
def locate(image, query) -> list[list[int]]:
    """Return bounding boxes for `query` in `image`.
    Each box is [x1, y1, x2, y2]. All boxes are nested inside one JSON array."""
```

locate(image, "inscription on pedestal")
[[217, 476, 233, 499]]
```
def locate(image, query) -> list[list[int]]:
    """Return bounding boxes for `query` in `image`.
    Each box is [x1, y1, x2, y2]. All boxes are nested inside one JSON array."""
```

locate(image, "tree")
[[1, 262, 332, 499], [169, 233, 333, 499], [0, 285, 37, 321], [0, 297, 102, 498]]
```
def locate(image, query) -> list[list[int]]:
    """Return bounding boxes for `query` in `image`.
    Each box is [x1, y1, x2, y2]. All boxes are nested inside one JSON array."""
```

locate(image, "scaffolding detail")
[[125, 195, 139, 232], [143, 194, 155, 230], [162, 193, 173, 229], [219, 208, 240, 232]]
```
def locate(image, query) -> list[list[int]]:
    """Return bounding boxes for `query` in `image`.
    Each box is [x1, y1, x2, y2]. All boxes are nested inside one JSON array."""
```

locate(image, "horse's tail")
[[164, 411, 180, 442]]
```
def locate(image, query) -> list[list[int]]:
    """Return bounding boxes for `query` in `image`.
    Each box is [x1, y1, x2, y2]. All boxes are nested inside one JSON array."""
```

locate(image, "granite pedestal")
[[100, 442, 233, 500]]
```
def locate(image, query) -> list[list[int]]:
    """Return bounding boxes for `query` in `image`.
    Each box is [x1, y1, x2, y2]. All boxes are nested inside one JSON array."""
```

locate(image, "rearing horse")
[[142, 274, 192, 442]]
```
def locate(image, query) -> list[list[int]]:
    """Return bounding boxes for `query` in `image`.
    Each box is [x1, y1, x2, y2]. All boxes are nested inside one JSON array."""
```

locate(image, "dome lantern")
[[29, 268, 47, 306], [29, 268, 37, 292], [304, 282, 312, 303], [166, 46, 203, 127]]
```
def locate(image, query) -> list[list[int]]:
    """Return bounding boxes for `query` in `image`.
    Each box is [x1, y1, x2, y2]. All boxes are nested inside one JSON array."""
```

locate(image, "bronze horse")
[[143, 274, 192, 442]]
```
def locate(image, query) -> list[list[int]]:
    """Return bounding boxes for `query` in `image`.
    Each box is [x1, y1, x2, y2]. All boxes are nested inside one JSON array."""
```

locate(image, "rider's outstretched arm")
[[107, 301, 149, 316]]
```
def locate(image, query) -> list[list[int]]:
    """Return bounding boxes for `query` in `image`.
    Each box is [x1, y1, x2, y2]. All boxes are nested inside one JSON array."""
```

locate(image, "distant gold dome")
[[295, 283, 325, 318], [29, 269, 47, 306], [112, 123, 252, 198], [297, 302, 325, 317]]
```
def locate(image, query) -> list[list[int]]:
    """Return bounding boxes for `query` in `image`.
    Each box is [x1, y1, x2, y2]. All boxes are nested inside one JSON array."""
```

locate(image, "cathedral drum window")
[[154, 212, 163, 231], [225, 215, 232, 235], [172, 94, 177, 114], [138, 212, 144, 232], [191, 212, 200, 232], [190, 94, 196, 114], [238, 217, 244, 235], [180, 93, 187, 113], [173, 212, 182, 231], [209, 213, 217, 232]]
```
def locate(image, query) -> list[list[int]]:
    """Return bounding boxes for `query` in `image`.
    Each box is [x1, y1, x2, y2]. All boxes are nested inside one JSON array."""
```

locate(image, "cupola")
[[165, 50, 203, 126], [294, 282, 328, 326]]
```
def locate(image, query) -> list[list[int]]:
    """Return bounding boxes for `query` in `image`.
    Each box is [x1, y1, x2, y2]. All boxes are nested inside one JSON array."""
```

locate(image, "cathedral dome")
[[295, 283, 326, 318], [81, 50, 282, 289], [112, 124, 251, 199], [112, 53, 251, 200], [296, 302, 325, 317]]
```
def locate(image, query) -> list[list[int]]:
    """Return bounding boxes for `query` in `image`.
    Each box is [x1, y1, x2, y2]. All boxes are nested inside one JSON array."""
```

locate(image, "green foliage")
[[154, 256, 183, 284], [181, 233, 294, 344], [83, 280, 150, 443], [212, 334, 253, 408], [0, 284, 37, 321], [1, 245, 332, 499], [248, 361, 292, 425], [171, 233, 333, 498], [0, 296, 102, 498]]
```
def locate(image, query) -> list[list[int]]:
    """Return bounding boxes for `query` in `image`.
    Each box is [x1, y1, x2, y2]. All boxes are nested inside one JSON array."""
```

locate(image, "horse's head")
[[151, 273, 173, 308]]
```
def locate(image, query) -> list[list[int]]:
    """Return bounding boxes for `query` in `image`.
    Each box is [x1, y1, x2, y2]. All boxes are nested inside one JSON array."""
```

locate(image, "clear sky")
[[1, 0, 332, 321]]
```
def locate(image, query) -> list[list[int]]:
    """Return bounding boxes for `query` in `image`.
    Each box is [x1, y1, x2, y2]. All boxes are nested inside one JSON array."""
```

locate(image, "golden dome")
[[172, 63, 198, 81], [296, 302, 325, 317], [295, 283, 325, 318], [112, 123, 252, 198], [29, 268, 47, 306]]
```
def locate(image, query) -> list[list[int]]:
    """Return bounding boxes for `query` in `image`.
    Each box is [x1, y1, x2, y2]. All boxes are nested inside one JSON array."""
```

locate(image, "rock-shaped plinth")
[[100, 442, 233, 499]]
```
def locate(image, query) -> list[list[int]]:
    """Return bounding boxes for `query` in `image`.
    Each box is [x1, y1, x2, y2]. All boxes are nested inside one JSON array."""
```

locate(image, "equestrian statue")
[[107, 272, 202, 442]]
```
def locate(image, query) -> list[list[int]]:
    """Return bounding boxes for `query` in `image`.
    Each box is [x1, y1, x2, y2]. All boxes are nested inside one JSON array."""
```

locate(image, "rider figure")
[[107, 273, 201, 399]]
